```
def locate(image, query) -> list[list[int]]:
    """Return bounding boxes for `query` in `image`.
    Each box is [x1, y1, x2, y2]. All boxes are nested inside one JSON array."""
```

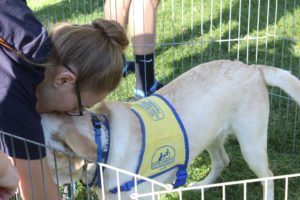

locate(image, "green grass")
[[27, 0, 300, 199]]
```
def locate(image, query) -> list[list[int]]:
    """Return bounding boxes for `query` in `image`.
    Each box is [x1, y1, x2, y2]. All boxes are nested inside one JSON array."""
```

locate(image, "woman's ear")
[[53, 71, 76, 89]]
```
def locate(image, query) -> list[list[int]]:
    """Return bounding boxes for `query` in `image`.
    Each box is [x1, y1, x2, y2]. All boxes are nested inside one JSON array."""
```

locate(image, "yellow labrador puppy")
[[42, 60, 300, 200]]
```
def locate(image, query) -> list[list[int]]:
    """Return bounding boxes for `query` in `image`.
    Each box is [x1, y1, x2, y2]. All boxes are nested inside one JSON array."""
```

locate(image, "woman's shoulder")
[[0, 0, 51, 64]]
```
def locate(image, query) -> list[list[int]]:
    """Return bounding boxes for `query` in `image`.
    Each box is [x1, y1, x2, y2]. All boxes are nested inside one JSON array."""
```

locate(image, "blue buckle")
[[91, 113, 101, 129], [176, 169, 187, 178], [173, 168, 188, 188], [110, 181, 135, 193], [121, 182, 133, 191], [94, 121, 101, 129]]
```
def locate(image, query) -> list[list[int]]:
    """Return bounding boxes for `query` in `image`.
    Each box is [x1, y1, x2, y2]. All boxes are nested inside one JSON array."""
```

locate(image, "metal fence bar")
[[285, 177, 289, 200], [179, 190, 183, 200], [290, 0, 298, 154], [243, 182, 247, 200], [38, 146, 48, 199], [228, 0, 232, 59], [264, 0, 270, 65], [272, 0, 278, 67], [24, 140, 36, 200], [99, 163, 170, 190], [116, 171, 121, 200], [67, 155, 75, 198], [222, 184, 226, 200], [190, 0, 194, 68], [246, 0, 251, 64], [151, 182, 155, 200], [237, 0, 242, 60], [134, 176, 138, 199], [219, 0, 223, 60], [161, 0, 166, 85], [53, 151, 61, 198], [255, 0, 261, 63], [124, 36, 272, 48], [142, 0, 147, 96], [134, 173, 300, 198], [200, 0, 204, 63], [264, 179, 268, 200], [209, 0, 213, 61], [100, 164, 105, 200], [171, 0, 175, 80], [181, 0, 184, 72]]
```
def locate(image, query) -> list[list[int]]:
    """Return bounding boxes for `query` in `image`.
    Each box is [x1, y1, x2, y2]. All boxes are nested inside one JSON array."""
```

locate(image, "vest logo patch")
[[137, 100, 164, 121], [151, 145, 176, 170]]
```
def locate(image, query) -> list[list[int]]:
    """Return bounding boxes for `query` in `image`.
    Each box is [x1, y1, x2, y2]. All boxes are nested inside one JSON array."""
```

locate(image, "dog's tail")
[[257, 65, 300, 105]]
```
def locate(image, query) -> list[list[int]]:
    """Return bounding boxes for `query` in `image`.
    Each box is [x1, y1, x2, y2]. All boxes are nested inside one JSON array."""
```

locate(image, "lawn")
[[27, 0, 300, 199]]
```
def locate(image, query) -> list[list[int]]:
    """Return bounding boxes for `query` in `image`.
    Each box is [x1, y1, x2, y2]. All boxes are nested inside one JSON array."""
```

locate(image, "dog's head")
[[42, 110, 106, 185]]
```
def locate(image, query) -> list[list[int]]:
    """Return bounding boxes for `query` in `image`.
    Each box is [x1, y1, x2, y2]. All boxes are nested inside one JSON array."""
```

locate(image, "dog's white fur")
[[42, 60, 300, 200]]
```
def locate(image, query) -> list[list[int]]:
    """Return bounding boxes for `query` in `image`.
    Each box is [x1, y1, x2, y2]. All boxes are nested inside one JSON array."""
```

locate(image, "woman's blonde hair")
[[47, 18, 129, 93]]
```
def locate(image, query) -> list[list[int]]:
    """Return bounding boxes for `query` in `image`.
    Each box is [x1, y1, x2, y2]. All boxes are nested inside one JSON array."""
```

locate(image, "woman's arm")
[[0, 151, 19, 200], [14, 157, 61, 200]]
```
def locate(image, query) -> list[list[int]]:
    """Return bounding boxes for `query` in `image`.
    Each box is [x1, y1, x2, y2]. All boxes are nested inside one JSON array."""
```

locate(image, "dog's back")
[[154, 60, 300, 199], [156, 60, 300, 159]]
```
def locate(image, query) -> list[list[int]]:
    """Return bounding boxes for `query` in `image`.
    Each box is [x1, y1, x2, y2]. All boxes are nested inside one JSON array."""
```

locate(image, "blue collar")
[[91, 113, 110, 163], [81, 113, 110, 188]]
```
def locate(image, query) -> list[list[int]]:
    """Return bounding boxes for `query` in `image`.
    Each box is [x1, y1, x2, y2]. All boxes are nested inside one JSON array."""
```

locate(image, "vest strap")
[[173, 165, 188, 188], [110, 181, 135, 193]]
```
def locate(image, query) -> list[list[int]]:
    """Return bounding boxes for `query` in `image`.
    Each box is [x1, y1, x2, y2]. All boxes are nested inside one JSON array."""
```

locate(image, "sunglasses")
[[64, 65, 85, 116]]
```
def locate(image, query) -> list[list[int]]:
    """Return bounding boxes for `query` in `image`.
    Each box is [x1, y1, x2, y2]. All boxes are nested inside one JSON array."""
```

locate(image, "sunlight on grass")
[[28, 0, 63, 11], [294, 42, 300, 57]]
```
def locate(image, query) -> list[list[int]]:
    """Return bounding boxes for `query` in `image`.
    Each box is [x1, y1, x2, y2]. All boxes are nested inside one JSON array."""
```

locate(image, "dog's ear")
[[52, 124, 97, 161]]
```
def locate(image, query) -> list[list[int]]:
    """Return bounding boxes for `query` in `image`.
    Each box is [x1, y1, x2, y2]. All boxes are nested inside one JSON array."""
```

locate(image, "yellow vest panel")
[[130, 94, 189, 181]]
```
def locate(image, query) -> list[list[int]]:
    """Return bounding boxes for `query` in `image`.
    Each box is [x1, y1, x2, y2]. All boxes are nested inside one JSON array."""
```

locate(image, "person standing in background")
[[105, 0, 164, 99]]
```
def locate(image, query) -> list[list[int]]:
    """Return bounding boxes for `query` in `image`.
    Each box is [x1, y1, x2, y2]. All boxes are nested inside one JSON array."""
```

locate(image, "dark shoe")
[[148, 80, 164, 95], [133, 80, 165, 100], [122, 61, 135, 77]]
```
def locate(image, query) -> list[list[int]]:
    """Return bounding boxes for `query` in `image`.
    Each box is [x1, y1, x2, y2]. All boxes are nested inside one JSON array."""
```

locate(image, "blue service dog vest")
[[110, 94, 189, 193]]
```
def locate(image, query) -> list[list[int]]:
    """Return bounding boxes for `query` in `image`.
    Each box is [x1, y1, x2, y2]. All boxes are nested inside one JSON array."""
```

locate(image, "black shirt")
[[0, 0, 51, 159]]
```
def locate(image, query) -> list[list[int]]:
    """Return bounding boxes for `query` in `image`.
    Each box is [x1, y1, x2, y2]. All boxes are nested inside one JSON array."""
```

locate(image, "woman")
[[0, 1, 128, 199]]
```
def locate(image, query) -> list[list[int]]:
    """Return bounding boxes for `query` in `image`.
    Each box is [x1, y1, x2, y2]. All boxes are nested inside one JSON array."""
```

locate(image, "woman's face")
[[36, 66, 108, 114]]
